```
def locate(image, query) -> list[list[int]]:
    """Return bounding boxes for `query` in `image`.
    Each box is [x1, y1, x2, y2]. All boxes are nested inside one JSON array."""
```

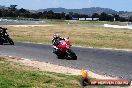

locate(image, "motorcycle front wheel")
[[54, 50, 66, 59], [67, 50, 77, 60], [7, 37, 14, 45]]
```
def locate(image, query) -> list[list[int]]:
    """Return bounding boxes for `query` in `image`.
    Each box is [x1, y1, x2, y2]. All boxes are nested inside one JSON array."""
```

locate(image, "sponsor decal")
[[80, 68, 131, 86]]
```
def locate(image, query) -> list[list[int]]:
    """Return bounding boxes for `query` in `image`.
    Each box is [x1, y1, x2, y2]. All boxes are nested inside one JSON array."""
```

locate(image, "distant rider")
[[0, 27, 7, 37]]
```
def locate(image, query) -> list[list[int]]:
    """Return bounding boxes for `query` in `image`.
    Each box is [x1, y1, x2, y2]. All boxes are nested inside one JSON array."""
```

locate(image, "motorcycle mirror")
[[67, 37, 69, 39]]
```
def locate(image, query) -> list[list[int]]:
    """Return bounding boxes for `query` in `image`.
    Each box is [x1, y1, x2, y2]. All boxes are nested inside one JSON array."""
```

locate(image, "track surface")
[[0, 19, 44, 25], [0, 42, 132, 80]]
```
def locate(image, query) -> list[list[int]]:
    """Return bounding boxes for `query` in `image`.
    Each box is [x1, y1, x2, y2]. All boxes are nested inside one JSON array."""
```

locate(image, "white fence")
[[104, 24, 132, 29]]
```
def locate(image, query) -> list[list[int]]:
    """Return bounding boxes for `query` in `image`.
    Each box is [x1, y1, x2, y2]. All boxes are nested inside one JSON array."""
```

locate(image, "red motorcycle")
[[52, 38, 77, 60]]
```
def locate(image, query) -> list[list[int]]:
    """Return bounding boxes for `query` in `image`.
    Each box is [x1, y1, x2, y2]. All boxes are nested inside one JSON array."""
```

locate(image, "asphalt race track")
[[0, 19, 45, 25], [0, 42, 132, 80]]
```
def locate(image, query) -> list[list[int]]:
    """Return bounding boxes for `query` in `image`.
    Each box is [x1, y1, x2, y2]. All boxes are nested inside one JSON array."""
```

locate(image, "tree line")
[[0, 5, 132, 22]]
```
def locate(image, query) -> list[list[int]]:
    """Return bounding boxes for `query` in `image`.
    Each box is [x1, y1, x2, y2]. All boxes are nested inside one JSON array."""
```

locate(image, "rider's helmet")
[[53, 34, 60, 39]]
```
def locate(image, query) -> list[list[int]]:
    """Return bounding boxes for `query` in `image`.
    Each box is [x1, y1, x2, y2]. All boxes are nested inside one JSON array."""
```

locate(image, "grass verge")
[[4, 23, 132, 49], [0, 57, 83, 88], [0, 57, 108, 88], [0, 57, 130, 88]]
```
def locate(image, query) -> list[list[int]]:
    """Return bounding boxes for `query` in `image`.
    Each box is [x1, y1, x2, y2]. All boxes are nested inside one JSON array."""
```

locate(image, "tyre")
[[0, 42, 3, 45], [55, 50, 65, 59], [7, 37, 14, 45], [0, 38, 3, 45], [57, 53, 66, 59], [67, 51, 77, 60]]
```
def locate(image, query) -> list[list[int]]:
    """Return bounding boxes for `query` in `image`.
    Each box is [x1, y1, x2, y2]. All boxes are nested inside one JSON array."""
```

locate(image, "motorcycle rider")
[[0, 27, 3, 43], [52, 34, 66, 53], [0, 27, 14, 45], [0, 27, 7, 36], [0, 27, 3, 35], [0, 27, 6, 44]]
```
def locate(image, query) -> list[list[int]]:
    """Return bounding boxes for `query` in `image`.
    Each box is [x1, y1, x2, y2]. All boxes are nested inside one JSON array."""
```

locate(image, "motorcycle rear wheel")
[[0, 39, 3, 45]]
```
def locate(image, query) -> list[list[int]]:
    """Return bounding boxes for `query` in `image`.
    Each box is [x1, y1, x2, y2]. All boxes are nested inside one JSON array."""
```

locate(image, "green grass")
[[0, 57, 107, 88], [0, 57, 129, 88], [5, 23, 132, 49]]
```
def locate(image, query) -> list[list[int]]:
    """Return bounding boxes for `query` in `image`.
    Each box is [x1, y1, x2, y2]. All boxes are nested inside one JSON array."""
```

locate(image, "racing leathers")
[[52, 36, 65, 53]]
